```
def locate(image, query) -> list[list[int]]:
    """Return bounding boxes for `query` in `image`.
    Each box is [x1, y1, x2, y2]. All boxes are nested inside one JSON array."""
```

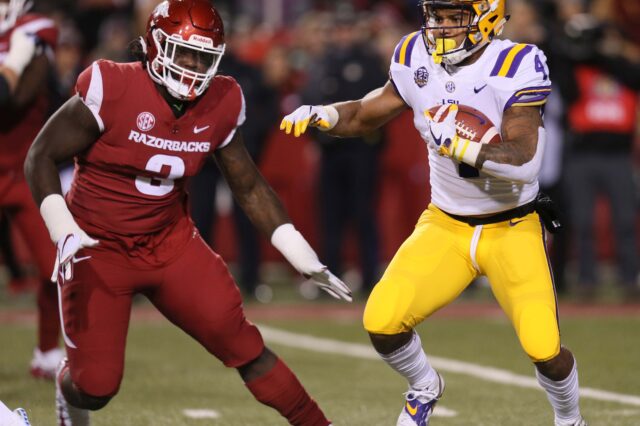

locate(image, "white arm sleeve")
[[40, 194, 82, 242], [481, 127, 546, 184], [271, 223, 325, 275]]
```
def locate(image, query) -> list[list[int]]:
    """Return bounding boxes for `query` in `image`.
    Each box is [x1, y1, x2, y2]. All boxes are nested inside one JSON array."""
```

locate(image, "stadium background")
[[4, 0, 639, 299]]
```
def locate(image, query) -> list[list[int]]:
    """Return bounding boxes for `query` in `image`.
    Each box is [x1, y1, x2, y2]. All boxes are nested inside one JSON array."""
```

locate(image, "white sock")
[[536, 357, 582, 425], [378, 331, 438, 391]]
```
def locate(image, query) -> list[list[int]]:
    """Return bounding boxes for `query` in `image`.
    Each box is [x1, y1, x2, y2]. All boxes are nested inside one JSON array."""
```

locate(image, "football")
[[428, 104, 501, 144]]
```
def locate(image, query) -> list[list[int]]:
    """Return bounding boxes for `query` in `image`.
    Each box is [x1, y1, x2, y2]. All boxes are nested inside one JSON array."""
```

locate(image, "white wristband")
[[4, 29, 36, 76], [450, 137, 482, 167], [319, 105, 339, 131], [40, 194, 80, 243], [271, 223, 324, 275]]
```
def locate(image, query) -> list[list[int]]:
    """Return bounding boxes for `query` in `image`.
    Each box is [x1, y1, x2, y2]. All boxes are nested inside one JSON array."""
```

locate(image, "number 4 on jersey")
[[534, 55, 548, 81]]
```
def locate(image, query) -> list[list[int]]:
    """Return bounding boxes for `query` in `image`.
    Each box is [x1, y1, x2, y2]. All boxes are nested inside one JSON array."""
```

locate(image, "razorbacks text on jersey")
[[70, 59, 245, 246], [0, 13, 57, 172], [390, 33, 551, 215]]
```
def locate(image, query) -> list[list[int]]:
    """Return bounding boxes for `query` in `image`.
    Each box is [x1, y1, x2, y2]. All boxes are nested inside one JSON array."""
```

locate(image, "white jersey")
[[390, 33, 551, 215]]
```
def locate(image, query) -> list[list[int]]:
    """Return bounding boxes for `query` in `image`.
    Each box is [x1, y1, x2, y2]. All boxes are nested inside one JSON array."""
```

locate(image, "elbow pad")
[[481, 127, 546, 184]]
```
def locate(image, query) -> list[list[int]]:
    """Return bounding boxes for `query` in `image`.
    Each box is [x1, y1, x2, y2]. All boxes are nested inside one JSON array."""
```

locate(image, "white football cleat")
[[12, 408, 31, 426], [397, 373, 445, 426], [56, 358, 90, 426], [30, 347, 65, 380]]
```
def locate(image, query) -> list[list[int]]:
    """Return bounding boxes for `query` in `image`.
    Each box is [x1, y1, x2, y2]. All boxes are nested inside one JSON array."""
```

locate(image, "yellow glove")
[[280, 105, 338, 137]]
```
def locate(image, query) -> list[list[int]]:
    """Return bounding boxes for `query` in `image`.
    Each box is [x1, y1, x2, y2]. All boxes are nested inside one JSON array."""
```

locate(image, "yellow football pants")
[[363, 204, 561, 362]]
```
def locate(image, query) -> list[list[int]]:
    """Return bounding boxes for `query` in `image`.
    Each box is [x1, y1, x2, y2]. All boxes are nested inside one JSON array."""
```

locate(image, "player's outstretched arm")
[[280, 81, 407, 138], [214, 133, 352, 301], [25, 96, 101, 283]]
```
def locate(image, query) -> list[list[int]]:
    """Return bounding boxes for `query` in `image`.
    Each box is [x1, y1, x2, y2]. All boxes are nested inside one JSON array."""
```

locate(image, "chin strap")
[[139, 36, 147, 54]]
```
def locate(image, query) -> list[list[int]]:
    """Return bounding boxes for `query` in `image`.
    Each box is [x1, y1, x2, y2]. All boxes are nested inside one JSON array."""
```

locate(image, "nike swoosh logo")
[[474, 84, 488, 94], [73, 255, 92, 264], [193, 125, 210, 134], [509, 219, 525, 227], [429, 128, 442, 146], [406, 401, 418, 416]]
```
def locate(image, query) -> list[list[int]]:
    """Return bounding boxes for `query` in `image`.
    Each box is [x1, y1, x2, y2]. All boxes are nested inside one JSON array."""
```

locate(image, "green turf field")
[[1, 301, 639, 425]]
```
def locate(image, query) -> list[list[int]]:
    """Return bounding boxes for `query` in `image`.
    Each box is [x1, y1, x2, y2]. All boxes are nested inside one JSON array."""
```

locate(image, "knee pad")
[[78, 393, 112, 411], [518, 304, 560, 362], [363, 279, 413, 334], [74, 364, 122, 400]]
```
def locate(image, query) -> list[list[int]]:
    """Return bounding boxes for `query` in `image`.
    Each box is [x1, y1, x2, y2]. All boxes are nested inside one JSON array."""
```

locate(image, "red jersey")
[[0, 14, 57, 171], [68, 60, 245, 245]]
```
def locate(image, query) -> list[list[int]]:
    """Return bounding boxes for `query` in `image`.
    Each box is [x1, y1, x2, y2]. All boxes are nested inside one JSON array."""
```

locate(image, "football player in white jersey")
[[281, 1, 586, 425]]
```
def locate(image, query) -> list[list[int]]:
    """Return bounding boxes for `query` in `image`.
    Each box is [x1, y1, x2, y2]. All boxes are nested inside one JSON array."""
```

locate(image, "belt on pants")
[[441, 200, 537, 226]]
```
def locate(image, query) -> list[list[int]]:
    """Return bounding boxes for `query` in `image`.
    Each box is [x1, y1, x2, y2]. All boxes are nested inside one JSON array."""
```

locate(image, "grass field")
[[1, 294, 639, 426]]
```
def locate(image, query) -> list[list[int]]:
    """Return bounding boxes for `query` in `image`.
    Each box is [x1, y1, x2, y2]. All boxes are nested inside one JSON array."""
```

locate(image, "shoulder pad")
[[489, 43, 534, 79], [392, 31, 422, 68]]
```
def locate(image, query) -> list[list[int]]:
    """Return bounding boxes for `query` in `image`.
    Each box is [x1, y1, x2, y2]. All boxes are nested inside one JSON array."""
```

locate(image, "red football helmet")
[[144, 0, 225, 101], [0, 0, 31, 34]]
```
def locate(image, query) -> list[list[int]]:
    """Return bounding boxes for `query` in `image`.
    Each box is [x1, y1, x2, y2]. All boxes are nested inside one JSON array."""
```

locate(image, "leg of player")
[[9, 183, 63, 380], [482, 215, 586, 426], [152, 236, 332, 425], [56, 360, 112, 425], [238, 347, 331, 426], [363, 206, 476, 426], [535, 348, 586, 426], [32, 266, 63, 379], [369, 331, 444, 426], [56, 358, 108, 426]]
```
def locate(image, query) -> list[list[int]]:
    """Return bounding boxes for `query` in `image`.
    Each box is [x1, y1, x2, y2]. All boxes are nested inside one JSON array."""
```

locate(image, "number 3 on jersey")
[[135, 154, 185, 196]]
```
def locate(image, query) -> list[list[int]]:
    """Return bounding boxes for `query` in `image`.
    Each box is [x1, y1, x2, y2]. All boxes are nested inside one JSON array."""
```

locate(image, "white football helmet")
[[0, 0, 31, 34]]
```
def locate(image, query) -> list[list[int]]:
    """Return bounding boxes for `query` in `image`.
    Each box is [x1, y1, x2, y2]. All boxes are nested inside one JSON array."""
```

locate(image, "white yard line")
[[183, 409, 220, 419], [260, 325, 640, 407], [432, 406, 458, 417]]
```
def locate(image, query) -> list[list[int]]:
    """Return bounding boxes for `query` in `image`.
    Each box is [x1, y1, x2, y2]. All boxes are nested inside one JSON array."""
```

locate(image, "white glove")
[[423, 104, 459, 157], [50, 231, 97, 283], [304, 268, 353, 301], [271, 223, 352, 302], [280, 105, 339, 137], [3, 28, 37, 76], [423, 104, 482, 166], [40, 194, 99, 283]]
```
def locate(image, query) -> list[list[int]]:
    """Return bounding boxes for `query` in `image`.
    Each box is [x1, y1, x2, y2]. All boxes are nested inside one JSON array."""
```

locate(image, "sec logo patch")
[[137, 112, 156, 132], [414, 67, 429, 88]]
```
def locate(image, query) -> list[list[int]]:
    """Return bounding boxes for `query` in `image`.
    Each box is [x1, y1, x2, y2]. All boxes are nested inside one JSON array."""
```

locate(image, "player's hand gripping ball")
[[424, 104, 501, 158]]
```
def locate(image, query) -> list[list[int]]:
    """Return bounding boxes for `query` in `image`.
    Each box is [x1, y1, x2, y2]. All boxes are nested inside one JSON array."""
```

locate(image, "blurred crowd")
[[3, 0, 640, 302]]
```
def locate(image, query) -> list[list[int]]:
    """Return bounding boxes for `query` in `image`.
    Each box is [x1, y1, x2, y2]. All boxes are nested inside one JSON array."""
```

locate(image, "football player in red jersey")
[[25, 1, 350, 425], [0, 0, 64, 379]]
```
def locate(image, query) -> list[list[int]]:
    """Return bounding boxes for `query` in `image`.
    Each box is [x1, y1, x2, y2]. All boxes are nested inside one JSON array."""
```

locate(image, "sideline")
[[260, 325, 640, 407]]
